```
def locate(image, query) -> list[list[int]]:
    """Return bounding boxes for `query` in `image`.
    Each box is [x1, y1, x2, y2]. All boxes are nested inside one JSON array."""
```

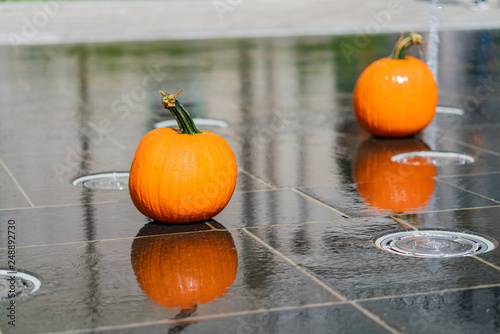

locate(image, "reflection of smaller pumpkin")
[[131, 221, 238, 309], [353, 138, 436, 214]]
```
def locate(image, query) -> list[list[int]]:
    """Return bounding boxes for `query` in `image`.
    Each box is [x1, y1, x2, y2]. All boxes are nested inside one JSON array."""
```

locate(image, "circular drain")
[[154, 118, 229, 129], [0, 270, 41, 299], [374, 229, 497, 258], [391, 151, 475, 166], [72, 172, 129, 190]]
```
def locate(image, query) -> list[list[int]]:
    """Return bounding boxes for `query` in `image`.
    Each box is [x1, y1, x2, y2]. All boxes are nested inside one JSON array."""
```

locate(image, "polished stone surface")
[[360, 286, 500, 334], [1, 28, 500, 334]]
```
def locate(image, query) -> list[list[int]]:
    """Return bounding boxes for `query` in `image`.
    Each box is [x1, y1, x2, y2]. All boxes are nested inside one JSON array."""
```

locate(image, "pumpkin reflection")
[[353, 138, 436, 214], [131, 221, 238, 310]]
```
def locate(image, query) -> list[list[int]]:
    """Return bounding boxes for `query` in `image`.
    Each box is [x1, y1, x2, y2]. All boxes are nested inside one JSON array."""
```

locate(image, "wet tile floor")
[[1, 29, 500, 333]]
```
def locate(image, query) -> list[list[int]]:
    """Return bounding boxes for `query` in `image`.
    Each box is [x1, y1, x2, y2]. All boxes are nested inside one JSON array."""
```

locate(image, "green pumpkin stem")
[[389, 32, 423, 60], [160, 89, 202, 135]]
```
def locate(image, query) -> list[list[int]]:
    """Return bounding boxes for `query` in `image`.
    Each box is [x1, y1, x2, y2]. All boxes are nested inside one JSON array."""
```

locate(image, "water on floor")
[[0, 29, 500, 333]]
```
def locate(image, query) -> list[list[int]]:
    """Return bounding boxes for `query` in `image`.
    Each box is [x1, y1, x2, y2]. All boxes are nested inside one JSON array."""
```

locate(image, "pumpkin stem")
[[389, 32, 423, 60], [160, 90, 202, 135]]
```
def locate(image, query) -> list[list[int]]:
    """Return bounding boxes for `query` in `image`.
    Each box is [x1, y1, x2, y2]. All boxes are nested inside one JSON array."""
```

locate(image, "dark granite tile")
[[0, 224, 337, 333], [213, 189, 345, 228], [0, 162, 31, 210], [295, 136, 500, 217], [360, 134, 500, 179], [299, 180, 498, 218], [103, 303, 391, 334], [0, 30, 499, 334], [397, 206, 500, 267], [249, 218, 500, 300], [424, 124, 500, 161], [233, 171, 273, 193], [1, 149, 134, 207], [360, 286, 500, 334], [0, 169, 272, 247], [228, 131, 367, 188], [426, 29, 500, 127], [437, 173, 500, 203], [0, 200, 147, 247], [1, 137, 265, 209], [0, 125, 123, 156], [232, 122, 500, 190]]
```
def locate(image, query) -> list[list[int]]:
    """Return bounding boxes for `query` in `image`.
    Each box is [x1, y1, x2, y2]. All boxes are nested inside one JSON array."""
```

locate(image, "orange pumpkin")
[[131, 221, 238, 309], [129, 90, 237, 223], [353, 138, 436, 214], [353, 33, 438, 138]]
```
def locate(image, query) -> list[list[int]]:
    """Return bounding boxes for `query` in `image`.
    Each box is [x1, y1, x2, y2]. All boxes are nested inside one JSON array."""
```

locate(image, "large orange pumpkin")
[[353, 33, 438, 138], [353, 138, 436, 214], [131, 221, 238, 309], [129, 90, 237, 223]]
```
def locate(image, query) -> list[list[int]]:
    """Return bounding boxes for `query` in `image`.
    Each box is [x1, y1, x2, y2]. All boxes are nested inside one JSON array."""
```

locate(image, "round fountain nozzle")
[[1, 270, 42, 299], [391, 151, 475, 167], [373, 229, 497, 258], [72, 172, 129, 190]]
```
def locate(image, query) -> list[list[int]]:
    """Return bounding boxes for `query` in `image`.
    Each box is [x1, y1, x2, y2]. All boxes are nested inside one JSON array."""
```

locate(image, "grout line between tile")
[[446, 138, 500, 157], [42, 283, 500, 334], [0, 205, 32, 212], [242, 228, 401, 333], [472, 256, 500, 272], [103, 132, 128, 150], [435, 170, 500, 179], [389, 216, 418, 230], [349, 302, 401, 334], [242, 227, 347, 301], [0, 217, 365, 250], [233, 188, 279, 195], [0, 238, 130, 250], [0, 156, 35, 208], [238, 168, 277, 190], [42, 301, 346, 334], [391, 204, 500, 216], [353, 283, 500, 303], [205, 221, 217, 230], [243, 218, 349, 230], [292, 188, 351, 218], [435, 178, 500, 204], [0, 200, 122, 212], [0, 228, 229, 250]]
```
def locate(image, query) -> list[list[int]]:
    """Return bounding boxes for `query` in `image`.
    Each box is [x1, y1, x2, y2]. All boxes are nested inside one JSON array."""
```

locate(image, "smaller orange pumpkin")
[[131, 221, 238, 310], [353, 33, 438, 138], [353, 138, 436, 214], [129, 90, 238, 223]]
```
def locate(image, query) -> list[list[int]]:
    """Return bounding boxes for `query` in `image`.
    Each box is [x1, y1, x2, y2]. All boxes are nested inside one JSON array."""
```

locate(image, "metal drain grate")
[[391, 151, 475, 167], [154, 118, 229, 129], [373, 229, 497, 258], [72, 172, 129, 190], [0, 270, 42, 299]]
